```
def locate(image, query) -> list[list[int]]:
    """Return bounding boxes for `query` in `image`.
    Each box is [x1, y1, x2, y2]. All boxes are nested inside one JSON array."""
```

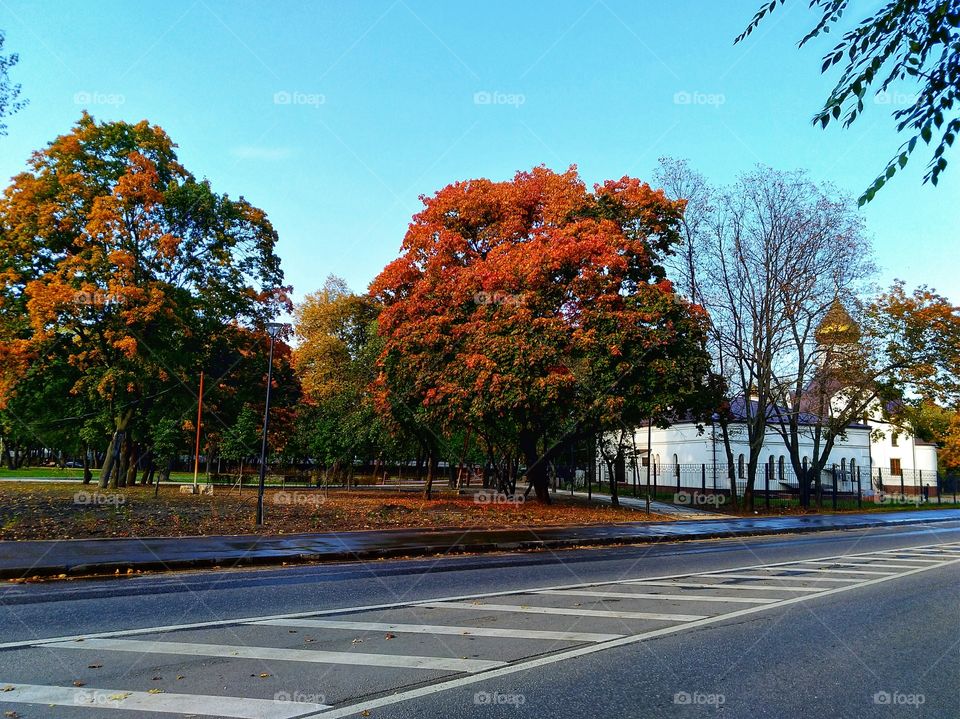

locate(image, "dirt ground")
[[0, 483, 671, 540]]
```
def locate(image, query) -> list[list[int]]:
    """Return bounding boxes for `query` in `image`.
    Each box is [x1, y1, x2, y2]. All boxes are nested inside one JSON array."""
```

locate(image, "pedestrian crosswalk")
[[2, 540, 959, 718], [46, 637, 507, 672], [1, 684, 329, 718]]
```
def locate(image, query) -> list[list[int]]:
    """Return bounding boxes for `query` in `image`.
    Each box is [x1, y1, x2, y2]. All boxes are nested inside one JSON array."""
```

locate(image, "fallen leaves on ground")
[[0, 484, 670, 540]]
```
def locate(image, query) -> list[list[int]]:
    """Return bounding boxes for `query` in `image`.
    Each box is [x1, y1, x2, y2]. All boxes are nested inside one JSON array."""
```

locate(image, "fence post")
[[856, 466, 862, 509], [900, 471, 905, 500], [701, 463, 706, 497], [587, 454, 592, 500], [653, 463, 658, 501], [764, 462, 770, 511], [936, 470, 941, 505], [676, 464, 681, 496], [832, 465, 838, 510], [919, 469, 923, 502]]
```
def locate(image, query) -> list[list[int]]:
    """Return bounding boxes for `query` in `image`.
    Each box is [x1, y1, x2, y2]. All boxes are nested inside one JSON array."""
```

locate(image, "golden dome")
[[815, 299, 860, 345]]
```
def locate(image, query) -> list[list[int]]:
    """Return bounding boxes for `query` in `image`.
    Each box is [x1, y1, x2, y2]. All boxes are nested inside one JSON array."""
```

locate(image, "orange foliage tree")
[[0, 114, 288, 487], [371, 166, 712, 502]]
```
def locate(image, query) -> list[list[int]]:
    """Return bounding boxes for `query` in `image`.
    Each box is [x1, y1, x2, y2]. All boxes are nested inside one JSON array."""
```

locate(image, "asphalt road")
[[1, 521, 959, 718]]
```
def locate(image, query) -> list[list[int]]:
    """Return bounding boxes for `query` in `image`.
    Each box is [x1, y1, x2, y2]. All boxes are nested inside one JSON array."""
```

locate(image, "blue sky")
[[1, 0, 954, 305]]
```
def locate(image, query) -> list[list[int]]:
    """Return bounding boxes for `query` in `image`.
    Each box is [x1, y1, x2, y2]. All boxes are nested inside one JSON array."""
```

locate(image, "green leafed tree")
[[737, 0, 960, 203], [0, 114, 287, 488]]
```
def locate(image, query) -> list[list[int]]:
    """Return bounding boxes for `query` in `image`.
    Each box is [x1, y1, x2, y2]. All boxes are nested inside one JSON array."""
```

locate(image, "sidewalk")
[[2, 509, 959, 579], [567, 490, 728, 518]]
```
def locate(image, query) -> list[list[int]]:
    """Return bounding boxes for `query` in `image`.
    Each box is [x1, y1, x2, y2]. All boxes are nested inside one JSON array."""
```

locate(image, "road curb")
[[3, 510, 960, 579]]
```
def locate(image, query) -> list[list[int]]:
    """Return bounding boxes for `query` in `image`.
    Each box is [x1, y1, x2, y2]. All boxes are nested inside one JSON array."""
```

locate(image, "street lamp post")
[[256, 322, 284, 526]]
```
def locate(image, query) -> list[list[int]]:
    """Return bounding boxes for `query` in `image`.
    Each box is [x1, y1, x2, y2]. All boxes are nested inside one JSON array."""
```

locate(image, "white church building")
[[613, 301, 940, 496]]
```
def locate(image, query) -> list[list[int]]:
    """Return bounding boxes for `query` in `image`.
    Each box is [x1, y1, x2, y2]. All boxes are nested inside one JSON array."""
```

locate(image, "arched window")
[[778, 456, 785, 481], [841, 458, 847, 482], [737, 454, 745, 479], [850, 458, 856, 482], [802, 456, 809, 471]]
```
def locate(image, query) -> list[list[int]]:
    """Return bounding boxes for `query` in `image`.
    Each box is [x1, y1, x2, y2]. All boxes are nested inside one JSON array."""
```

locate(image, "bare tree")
[[772, 285, 960, 506], [659, 161, 873, 508], [0, 31, 26, 136], [655, 158, 712, 307]]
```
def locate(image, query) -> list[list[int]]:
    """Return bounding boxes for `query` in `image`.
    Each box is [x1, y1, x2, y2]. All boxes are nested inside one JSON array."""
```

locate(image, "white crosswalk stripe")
[[815, 560, 934, 569], [785, 565, 896, 575], [45, 637, 506, 673], [534, 589, 778, 604], [699, 573, 858, 582], [873, 553, 945, 562], [625, 580, 824, 593], [0, 683, 329, 718], [250, 618, 623, 642], [418, 600, 707, 622]]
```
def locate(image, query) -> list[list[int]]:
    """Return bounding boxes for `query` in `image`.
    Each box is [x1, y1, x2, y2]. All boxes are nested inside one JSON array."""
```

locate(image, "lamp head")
[[265, 322, 284, 339]]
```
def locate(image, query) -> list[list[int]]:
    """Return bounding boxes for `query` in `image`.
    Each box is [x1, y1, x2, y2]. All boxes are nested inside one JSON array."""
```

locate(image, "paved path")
[[2, 509, 960, 579], [568, 490, 728, 518]]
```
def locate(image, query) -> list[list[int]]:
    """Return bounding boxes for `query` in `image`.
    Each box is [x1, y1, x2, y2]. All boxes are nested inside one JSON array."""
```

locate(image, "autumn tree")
[[371, 166, 711, 503], [0, 114, 287, 488], [899, 398, 960, 475], [292, 276, 388, 484], [219, 405, 261, 478]]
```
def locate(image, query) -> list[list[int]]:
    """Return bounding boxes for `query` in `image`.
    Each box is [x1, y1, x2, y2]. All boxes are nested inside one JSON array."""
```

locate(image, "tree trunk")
[[520, 432, 550, 504], [716, 420, 737, 509], [607, 459, 620, 507], [82, 447, 92, 485], [98, 432, 120, 488], [124, 442, 138, 487], [423, 450, 436, 499], [139, 448, 153, 485]]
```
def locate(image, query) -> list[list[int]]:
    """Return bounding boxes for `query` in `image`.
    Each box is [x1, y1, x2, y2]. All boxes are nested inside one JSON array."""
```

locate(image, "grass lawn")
[[0, 483, 671, 540]]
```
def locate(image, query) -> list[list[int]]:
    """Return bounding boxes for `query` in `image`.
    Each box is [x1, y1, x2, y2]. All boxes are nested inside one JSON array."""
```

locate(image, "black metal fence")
[[590, 461, 958, 511]]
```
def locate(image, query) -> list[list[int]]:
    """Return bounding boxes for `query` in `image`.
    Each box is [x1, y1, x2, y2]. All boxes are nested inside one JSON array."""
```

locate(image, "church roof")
[[815, 298, 861, 344]]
